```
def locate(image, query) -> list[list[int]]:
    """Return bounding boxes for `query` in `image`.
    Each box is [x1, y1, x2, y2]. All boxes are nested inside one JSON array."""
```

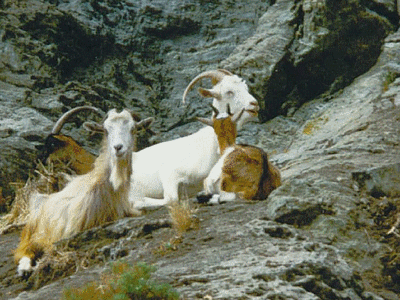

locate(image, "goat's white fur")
[[129, 70, 259, 208], [203, 147, 236, 201], [15, 109, 153, 276]]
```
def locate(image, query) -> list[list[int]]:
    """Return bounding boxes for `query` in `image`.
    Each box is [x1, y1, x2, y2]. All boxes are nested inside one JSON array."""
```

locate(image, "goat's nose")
[[114, 144, 123, 152]]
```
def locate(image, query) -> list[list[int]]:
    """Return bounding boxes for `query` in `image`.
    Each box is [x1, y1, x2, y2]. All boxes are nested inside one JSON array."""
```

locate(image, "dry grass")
[[0, 180, 32, 234], [33, 160, 72, 194], [27, 245, 99, 290], [168, 200, 198, 236], [0, 161, 71, 234], [155, 200, 199, 257]]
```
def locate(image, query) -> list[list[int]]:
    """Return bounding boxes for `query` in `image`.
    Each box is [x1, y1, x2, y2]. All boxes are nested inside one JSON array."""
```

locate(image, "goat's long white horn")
[[195, 117, 214, 127], [182, 69, 233, 104], [51, 106, 103, 134]]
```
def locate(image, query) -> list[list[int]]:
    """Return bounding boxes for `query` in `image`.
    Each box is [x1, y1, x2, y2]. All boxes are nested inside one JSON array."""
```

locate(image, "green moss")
[[62, 261, 180, 300], [303, 115, 329, 135], [383, 71, 398, 92]]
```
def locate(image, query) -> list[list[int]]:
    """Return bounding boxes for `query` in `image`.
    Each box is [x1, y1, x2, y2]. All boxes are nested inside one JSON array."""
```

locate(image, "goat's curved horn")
[[182, 69, 233, 104], [51, 106, 103, 134]]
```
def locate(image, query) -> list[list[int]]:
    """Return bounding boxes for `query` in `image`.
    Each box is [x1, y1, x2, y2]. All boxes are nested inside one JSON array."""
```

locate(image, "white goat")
[[14, 109, 154, 277], [197, 104, 281, 203], [130, 69, 260, 208]]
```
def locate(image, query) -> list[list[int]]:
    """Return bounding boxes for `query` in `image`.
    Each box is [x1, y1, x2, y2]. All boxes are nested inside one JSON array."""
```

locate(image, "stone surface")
[[1, 0, 400, 299], [353, 163, 400, 197]]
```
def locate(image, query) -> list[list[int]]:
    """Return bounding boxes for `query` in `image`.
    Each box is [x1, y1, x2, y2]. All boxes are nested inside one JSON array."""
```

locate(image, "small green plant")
[[62, 261, 180, 300], [383, 71, 398, 92]]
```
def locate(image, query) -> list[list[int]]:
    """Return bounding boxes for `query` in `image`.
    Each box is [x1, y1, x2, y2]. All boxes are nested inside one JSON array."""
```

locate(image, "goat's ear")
[[83, 121, 105, 133], [129, 111, 141, 122], [135, 117, 154, 131], [196, 117, 214, 127], [198, 87, 221, 100]]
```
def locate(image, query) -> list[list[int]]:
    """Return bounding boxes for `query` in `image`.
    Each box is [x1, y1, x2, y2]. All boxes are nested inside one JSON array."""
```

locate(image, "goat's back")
[[130, 126, 220, 200], [221, 144, 281, 200]]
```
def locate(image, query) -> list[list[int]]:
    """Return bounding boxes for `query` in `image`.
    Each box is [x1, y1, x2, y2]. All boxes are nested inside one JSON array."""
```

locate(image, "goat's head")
[[183, 69, 259, 128], [197, 104, 244, 152], [37, 106, 103, 173], [84, 109, 154, 161]]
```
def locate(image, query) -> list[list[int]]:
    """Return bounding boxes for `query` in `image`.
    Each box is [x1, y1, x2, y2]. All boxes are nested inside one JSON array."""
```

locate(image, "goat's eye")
[[226, 91, 234, 97]]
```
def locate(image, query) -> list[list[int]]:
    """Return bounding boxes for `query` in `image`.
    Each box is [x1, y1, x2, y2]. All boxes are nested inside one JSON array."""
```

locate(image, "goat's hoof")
[[17, 257, 33, 279], [209, 194, 222, 205], [195, 192, 213, 204]]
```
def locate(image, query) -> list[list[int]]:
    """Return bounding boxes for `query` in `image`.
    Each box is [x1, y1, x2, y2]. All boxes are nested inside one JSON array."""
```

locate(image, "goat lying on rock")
[[197, 104, 281, 202], [15, 109, 153, 277], [130, 69, 260, 208]]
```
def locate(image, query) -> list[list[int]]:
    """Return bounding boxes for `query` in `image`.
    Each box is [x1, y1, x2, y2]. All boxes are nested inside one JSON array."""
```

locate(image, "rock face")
[[1, 0, 400, 299]]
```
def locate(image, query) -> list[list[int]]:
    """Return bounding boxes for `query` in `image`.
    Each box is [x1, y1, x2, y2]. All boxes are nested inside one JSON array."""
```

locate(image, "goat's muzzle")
[[246, 101, 260, 117], [114, 144, 126, 158]]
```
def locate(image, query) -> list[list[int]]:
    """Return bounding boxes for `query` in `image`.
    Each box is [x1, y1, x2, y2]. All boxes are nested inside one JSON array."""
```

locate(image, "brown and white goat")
[[37, 106, 102, 175], [38, 106, 152, 176], [197, 105, 281, 202], [15, 109, 153, 277]]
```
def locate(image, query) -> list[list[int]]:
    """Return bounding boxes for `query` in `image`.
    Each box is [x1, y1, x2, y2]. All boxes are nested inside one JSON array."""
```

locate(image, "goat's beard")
[[109, 154, 132, 191]]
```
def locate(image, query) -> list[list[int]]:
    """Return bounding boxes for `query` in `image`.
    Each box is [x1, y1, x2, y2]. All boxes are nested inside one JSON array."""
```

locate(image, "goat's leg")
[[133, 197, 170, 209], [130, 184, 169, 209], [197, 177, 220, 204], [197, 159, 231, 204], [131, 181, 179, 209], [161, 175, 181, 203], [14, 225, 45, 278], [218, 175, 237, 203], [197, 161, 224, 204], [204, 159, 223, 194], [218, 191, 237, 202], [204, 176, 220, 195]]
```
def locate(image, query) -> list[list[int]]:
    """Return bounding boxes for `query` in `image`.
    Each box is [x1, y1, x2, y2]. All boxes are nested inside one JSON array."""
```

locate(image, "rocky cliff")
[[1, 0, 400, 299]]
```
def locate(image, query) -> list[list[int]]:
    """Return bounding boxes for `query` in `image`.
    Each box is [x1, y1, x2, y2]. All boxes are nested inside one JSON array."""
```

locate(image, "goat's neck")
[[216, 133, 236, 154], [111, 154, 132, 191]]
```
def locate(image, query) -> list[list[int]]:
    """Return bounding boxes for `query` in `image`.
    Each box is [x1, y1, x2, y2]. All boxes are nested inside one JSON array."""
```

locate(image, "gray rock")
[[352, 163, 400, 197], [0, 86, 54, 195], [265, 177, 337, 226], [2, 1, 400, 300]]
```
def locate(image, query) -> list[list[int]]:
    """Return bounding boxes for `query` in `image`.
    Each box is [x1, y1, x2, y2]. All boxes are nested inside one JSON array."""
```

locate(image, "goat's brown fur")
[[198, 105, 281, 201], [213, 120, 237, 153], [47, 135, 96, 174], [221, 144, 281, 200]]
